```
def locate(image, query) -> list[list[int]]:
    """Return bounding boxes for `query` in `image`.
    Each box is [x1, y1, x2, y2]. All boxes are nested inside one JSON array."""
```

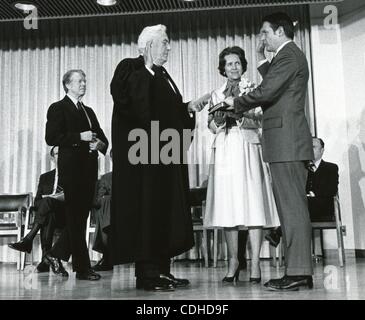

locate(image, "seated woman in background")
[[204, 46, 279, 283]]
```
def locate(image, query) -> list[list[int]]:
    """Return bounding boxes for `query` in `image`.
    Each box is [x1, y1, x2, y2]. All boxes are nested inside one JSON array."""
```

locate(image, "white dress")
[[204, 82, 280, 228]]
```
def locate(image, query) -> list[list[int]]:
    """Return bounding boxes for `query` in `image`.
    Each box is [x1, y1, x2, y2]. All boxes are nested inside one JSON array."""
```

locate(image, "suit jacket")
[[45, 96, 108, 208], [233, 42, 313, 163], [110, 56, 195, 264], [45, 96, 108, 183], [306, 160, 339, 222], [34, 169, 61, 209]]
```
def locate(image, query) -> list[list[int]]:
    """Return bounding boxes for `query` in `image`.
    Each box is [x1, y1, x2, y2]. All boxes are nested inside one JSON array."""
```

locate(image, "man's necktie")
[[77, 101, 83, 111], [152, 64, 178, 95]]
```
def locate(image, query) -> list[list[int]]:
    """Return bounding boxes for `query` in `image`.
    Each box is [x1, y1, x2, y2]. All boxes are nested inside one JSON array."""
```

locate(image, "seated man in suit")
[[91, 150, 113, 272], [265, 137, 339, 246], [8, 146, 67, 273], [306, 137, 339, 221]]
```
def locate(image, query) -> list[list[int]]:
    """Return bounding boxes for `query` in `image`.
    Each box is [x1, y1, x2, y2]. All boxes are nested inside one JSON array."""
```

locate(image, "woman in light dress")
[[204, 46, 280, 283]]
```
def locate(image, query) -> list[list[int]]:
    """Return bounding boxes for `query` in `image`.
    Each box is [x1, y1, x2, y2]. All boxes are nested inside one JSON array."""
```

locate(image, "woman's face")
[[224, 54, 243, 80]]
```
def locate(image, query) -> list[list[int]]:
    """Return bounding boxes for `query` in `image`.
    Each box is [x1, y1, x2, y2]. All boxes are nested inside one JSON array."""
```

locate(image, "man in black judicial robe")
[[110, 24, 208, 291]]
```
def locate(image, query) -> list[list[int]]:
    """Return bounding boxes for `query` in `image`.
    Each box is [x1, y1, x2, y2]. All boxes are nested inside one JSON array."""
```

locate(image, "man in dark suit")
[[224, 13, 314, 291], [45, 69, 108, 281], [110, 24, 208, 291], [307, 138, 339, 222], [265, 137, 339, 248], [91, 149, 113, 272], [8, 146, 67, 274]]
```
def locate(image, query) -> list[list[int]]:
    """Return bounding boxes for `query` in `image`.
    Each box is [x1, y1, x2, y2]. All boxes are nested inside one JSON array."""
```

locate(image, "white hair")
[[137, 24, 167, 51]]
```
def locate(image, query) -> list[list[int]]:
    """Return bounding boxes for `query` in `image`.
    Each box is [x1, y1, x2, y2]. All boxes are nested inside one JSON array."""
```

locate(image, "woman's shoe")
[[222, 267, 240, 283]]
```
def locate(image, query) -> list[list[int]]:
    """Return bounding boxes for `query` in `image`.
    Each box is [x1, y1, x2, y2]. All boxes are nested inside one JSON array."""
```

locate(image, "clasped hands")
[[80, 130, 105, 152]]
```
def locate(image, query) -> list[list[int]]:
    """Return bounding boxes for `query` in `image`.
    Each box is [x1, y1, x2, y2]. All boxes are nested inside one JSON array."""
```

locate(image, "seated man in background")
[[265, 137, 339, 246], [91, 149, 113, 271], [306, 137, 339, 222], [8, 146, 67, 273]]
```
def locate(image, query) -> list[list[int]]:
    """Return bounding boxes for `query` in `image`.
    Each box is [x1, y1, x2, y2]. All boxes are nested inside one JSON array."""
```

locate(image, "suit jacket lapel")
[[63, 95, 79, 116], [161, 66, 182, 99]]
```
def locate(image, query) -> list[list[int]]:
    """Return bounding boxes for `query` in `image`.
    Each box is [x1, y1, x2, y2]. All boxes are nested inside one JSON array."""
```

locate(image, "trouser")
[[269, 161, 313, 276], [135, 258, 171, 279], [238, 230, 248, 263], [49, 178, 95, 273], [32, 198, 65, 258], [92, 197, 110, 255]]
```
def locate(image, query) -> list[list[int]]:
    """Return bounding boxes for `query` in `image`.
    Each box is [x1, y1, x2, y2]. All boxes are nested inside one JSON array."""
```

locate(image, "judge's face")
[[312, 138, 324, 162], [151, 32, 171, 66], [66, 72, 86, 99], [224, 54, 243, 81], [260, 21, 281, 52]]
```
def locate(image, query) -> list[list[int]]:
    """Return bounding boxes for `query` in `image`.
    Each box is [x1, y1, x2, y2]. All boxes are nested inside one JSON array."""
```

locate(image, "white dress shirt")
[[52, 168, 59, 194]]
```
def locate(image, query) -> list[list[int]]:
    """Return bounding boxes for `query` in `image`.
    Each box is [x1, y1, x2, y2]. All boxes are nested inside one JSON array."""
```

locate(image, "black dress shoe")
[[91, 258, 113, 272], [160, 273, 190, 287], [265, 275, 313, 291], [44, 254, 69, 277], [136, 278, 175, 292], [76, 269, 101, 281], [8, 239, 32, 253], [36, 260, 50, 273]]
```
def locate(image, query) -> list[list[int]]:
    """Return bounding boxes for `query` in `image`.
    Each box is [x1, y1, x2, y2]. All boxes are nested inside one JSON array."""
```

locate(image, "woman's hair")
[[218, 46, 248, 77]]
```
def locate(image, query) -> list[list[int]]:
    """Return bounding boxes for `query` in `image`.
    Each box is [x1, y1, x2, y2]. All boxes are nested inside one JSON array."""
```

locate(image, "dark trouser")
[[92, 197, 110, 255], [238, 230, 248, 263], [34, 197, 65, 257], [135, 259, 170, 279], [269, 161, 313, 276], [49, 177, 95, 273]]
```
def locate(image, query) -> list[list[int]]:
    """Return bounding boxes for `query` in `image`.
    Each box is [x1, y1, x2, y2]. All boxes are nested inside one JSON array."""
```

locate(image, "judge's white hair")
[[137, 24, 167, 51]]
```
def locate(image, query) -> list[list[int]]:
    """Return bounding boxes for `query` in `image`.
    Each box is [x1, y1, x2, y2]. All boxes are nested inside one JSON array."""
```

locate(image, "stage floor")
[[0, 257, 364, 300]]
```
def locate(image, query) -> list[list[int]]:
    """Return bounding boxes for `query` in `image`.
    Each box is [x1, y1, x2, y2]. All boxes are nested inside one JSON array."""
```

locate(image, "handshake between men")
[[80, 131, 106, 152]]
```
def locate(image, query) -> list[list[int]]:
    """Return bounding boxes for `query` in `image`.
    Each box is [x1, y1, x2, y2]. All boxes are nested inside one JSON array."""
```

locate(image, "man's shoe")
[[8, 239, 32, 253], [36, 260, 50, 273], [91, 257, 113, 272], [44, 254, 69, 277], [265, 230, 281, 248], [76, 269, 101, 281], [160, 273, 190, 287], [265, 275, 313, 291], [136, 278, 175, 292]]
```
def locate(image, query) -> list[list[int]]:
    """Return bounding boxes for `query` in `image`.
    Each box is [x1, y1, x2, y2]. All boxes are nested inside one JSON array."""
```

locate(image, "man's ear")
[[277, 26, 285, 37]]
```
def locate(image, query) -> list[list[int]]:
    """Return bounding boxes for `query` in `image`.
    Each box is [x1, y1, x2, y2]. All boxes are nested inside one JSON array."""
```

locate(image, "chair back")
[[0, 194, 32, 212]]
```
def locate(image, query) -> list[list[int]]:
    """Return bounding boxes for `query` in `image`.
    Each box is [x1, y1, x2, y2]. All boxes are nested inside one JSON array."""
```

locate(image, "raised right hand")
[[80, 131, 96, 142]]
